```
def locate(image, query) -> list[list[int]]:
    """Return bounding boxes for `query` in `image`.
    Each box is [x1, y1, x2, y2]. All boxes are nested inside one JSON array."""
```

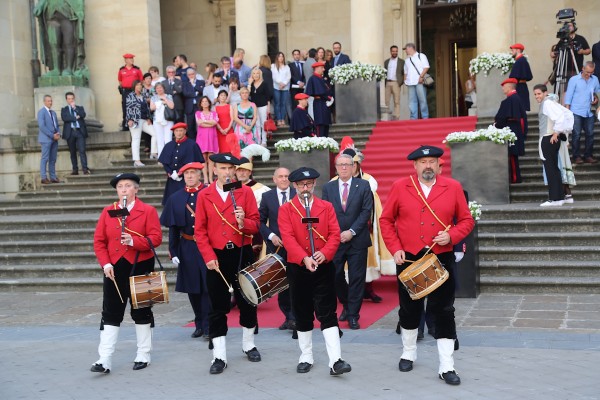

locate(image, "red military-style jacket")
[[94, 198, 163, 267], [194, 182, 260, 263], [278, 195, 341, 265], [380, 174, 474, 256]]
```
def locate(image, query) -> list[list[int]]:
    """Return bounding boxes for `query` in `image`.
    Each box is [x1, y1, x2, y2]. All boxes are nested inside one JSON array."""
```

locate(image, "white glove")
[[172, 256, 180, 266], [454, 252, 464, 263], [170, 170, 179, 181]]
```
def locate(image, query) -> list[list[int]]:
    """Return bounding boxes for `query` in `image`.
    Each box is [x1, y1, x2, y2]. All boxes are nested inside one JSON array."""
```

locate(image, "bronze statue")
[[34, 0, 87, 78]]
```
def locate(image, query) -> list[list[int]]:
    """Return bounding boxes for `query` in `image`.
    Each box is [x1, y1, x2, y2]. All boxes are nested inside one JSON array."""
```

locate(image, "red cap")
[[122, 53, 135, 59], [171, 122, 188, 131], [509, 43, 524, 51], [179, 162, 204, 175], [295, 93, 310, 100], [312, 61, 325, 68], [501, 78, 518, 86]]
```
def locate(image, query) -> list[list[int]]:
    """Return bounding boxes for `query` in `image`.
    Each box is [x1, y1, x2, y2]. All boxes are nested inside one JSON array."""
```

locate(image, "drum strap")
[[289, 201, 326, 242], [130, 237, 165, 277], [186, 204, 195, 218], [113, 202, 146, 238], [211, 202, 253, 238]]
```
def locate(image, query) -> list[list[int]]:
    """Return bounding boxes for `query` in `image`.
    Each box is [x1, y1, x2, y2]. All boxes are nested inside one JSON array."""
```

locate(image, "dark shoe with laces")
[[90, 363, 110, 373], [348, 317, 360, 330], [83, 168, 92, 175], [439, 370, 461, 385], [417, 329, 424, 341], [132, 362, 148, 370], [279, 320, 290, 330], [297, 362, 312, 373], [330, 359, 351, 376], [244, 347, 261, 362], [209, 358, 226, 374], [191, 328, 203, 338], [399, 358, 413, 372], [339, 308, 348, 322], [71, 170, 79, 175]]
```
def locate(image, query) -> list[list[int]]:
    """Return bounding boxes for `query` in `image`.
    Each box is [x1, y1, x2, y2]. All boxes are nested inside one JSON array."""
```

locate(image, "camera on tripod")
[[555, 8, 577, 44]]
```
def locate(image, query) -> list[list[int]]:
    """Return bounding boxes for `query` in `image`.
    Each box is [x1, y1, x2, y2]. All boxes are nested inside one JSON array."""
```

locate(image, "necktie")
[[71, 107, 80, 129], [342, 183, 348, 211], [281, 191, 287, 205], [49, 110, 57, 131]]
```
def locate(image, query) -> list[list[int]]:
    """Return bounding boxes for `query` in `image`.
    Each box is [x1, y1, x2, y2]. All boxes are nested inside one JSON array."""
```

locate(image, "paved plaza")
[[1, 291, 599, 400]]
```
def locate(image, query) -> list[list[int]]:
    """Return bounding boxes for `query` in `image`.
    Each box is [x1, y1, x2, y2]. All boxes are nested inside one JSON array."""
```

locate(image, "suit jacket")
[[61, 105, 88, 139], [322, 178, 373, 250], [303, 58, 315, 82], [217, 69, 239, 86], [333, 53, 351, 67], [384, 57, 405, 85], [278, 195, 341, 265], [182, 79, 206, 114], [194, 182, 260, 263], [93, 198, 163, 267], [259, 187, 297, 254], [380, 174, 474, 256], [288, 61, 305, 86], [164, 78, 184, 111], [37, 107, 60, 144]]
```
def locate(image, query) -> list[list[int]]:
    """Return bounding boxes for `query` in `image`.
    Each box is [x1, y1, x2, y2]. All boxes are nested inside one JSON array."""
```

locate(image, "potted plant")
[[469, 52, 516, 118], [328, 62, 386, 123], [275, 137, 340, 180]]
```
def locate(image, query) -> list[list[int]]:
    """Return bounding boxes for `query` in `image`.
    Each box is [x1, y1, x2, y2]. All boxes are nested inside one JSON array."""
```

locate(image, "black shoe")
[[330, 359, 351, 375], [203, 332, 210, 340], [287, 320, 296, 330], [71, 170, 79, 175], [348, 317, 360, 330], [455, 338, 459, 351], [297, 362, 313, 373], [399, 358, 413, 372], [90, 363, 110, 373], [395, 321, 401, 335], [279, 320, 290, 330], [244, 347, 262, 362], [339, 308, 348, 322], [83, 168, 92, 175], [191, 328, 203, 338], [210, 359, 226, 374], [364, 291, 383, 303], [132, 362, 148, 370], [417, 330, 424, 341], [439, 370, 461, 385]]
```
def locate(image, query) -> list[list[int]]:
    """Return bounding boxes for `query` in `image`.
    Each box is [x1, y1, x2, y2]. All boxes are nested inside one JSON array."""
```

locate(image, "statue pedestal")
[[32, 86, 102, 133], [38, 75, 87, 88]]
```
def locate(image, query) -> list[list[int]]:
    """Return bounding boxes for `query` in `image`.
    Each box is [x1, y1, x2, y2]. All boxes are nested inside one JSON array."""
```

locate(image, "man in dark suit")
[[288, 49, 305, 108], [259, 167, 296, 330], [182, 68, 205, 139], [61, 91, 90, 175], [217, 56, 239, 86], [332, 42, 352, 67], [164, 65, 184, 122], [37, 94, 61, 184], [321, 153, 373, 330]]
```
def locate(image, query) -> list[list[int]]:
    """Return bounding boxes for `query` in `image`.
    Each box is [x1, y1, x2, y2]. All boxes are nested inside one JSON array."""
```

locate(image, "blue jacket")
[[38, 107, 60, 144]]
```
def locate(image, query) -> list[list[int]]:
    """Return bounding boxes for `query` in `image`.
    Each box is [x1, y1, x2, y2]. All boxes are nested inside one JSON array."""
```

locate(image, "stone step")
[[0, 214, 100, 230], [0, 236, 169, 253], [480, 260, 600, 277], [0, 275, 177, 292], [0, 263, 177, 280], [510, 190, 600, 203], [510, 180, 599, 192], [0, 199, 166, 216], [480, 202, 600, 220], [480, 276, 600, 294], [477, 218, 600, 233], [0, 228, 96, 241], [478, 231, 600, 247], [478, 245, 598, 262], [0, 249, 171, 266]]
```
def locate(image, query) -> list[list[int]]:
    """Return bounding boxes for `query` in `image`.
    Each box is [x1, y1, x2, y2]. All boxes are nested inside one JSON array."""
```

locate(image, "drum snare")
[[238, 254, 288, 306], [398, 253, 448, 300]]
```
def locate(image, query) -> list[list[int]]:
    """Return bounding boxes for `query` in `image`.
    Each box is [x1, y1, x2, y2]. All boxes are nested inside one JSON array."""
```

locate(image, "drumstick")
[[111, 278, 125, 303], [216, 267, 234, 293]]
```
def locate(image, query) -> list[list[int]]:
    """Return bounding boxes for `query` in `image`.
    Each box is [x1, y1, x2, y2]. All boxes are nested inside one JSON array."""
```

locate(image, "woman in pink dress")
[[215, 90, 233, 153], [195, 96, 219, 184]]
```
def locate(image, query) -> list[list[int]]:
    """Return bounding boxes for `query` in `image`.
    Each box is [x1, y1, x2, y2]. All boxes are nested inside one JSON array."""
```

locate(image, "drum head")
[[238, 271, 259, 305]]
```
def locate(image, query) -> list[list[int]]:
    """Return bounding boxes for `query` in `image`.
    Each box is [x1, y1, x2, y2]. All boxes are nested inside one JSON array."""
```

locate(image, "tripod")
[[553, 40, 579, 100]]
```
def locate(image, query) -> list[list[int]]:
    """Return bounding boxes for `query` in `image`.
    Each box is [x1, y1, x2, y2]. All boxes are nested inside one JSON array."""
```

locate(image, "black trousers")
[[207, 245, 257, 338], [396, 251, 456, 339], [333, 245, 368, 319], [287, 262, 338, 332], [541, 136, 563, 201], [102, 256, 154, 327], [185, 111, 198, 140], [188, 293, 210, 332], [120, 88, 133, 129], [66, 129, 88, 171], [315, 124, 329, 138]]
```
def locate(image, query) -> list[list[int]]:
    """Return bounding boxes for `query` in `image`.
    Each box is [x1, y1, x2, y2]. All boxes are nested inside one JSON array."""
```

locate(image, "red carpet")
[[185, 275, 398, 329], [361, 117, 477, 204]]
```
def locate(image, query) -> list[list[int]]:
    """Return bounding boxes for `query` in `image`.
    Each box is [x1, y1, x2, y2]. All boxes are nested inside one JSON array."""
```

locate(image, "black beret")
[[407, 145, 444, 160], [110, 172, 140, 188], [209, 152, 240, 165], [289, 167, 320, 182], [342, 148, 356, 158]]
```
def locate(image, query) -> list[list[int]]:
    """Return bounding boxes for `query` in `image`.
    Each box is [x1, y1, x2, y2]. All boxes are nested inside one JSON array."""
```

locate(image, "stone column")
[[477, 0, 513, 54], [350, 0, 383, 64], [235, 0, 267, 67]]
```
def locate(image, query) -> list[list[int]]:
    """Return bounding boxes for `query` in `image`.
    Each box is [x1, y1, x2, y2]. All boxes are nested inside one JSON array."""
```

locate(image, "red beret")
[[179, 162, 204, 175], [509, 43, 524, 51], [295, 93, 310, 100], [501, 78, 518, 86], [122, 53, 135, 58], [171, 122, 188, 131], [312, 61, 325, 68]]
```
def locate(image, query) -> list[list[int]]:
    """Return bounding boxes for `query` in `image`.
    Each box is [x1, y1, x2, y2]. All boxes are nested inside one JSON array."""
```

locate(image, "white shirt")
[[278, 188, 291, 206], [386, 57, 398, 81], [404, 52, 430, 86], [271, 64, 291, 90], [419, 178, 436, 199], [203, 84, 228, 104], [216, 184, 230, 201]]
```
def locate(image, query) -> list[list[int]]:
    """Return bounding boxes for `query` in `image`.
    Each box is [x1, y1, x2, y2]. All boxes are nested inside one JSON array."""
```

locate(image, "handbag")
[[164, 106, 177, 122], [409, 55, 435, 88], [264, 114, 277, 132]]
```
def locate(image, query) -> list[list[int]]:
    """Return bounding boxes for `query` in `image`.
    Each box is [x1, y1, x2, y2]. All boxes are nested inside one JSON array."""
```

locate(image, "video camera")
[[556, 8, 577, 42]]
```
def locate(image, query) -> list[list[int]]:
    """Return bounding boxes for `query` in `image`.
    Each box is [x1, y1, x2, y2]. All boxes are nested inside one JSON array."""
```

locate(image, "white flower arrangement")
[[241, 143, 270, 162], [329, 62, 387, 85], [274, 137, 340, 153], [443, 125, 517, 145], [468, 201, 482, 221], [469, 52, 515, 76]]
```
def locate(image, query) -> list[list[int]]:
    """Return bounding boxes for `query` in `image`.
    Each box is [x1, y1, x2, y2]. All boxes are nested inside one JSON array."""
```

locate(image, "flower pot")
[[450, 141, 509, 204], [475, 68, 508, 118], [335, 79, 380, 124], [278, 149, 334, 181]]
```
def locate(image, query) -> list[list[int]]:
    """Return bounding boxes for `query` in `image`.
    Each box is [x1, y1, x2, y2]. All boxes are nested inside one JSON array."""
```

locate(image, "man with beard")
[[508, 43, 533, 111], [380, 145, 474, 386]]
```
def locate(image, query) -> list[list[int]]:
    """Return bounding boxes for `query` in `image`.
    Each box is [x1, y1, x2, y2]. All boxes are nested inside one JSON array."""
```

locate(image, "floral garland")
[[329, 62, 387, 85], [468, 201, 482, 221], [443, 125, 517, 145], [274, 137, 340, 153], [469, 52, 515, 76]]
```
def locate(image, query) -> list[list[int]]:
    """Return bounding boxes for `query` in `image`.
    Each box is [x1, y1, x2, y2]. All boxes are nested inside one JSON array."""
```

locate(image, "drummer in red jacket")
[[193, 153, 261, 375], [278, 167, 351, 376], [91, 172, 163, 374], [380, 146, 474, 386]]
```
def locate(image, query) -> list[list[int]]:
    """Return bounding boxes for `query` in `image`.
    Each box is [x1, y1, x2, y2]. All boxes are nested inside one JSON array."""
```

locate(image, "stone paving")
[[1, 291, 599, 400]]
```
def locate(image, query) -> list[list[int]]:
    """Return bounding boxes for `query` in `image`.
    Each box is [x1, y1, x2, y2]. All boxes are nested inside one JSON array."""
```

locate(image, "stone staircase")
[[0, 123, 373, 291], [476, 117, 600, 293]]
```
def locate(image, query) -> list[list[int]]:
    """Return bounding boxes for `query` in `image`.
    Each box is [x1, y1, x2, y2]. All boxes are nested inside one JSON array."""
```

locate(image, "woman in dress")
[[249, 68, 270, 146], [215, 90, 234, 153], [271, 52, 291, 127], [149, 82, 175, 157], [233, 86, 258, 149], [195, 96, 219, 184]]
